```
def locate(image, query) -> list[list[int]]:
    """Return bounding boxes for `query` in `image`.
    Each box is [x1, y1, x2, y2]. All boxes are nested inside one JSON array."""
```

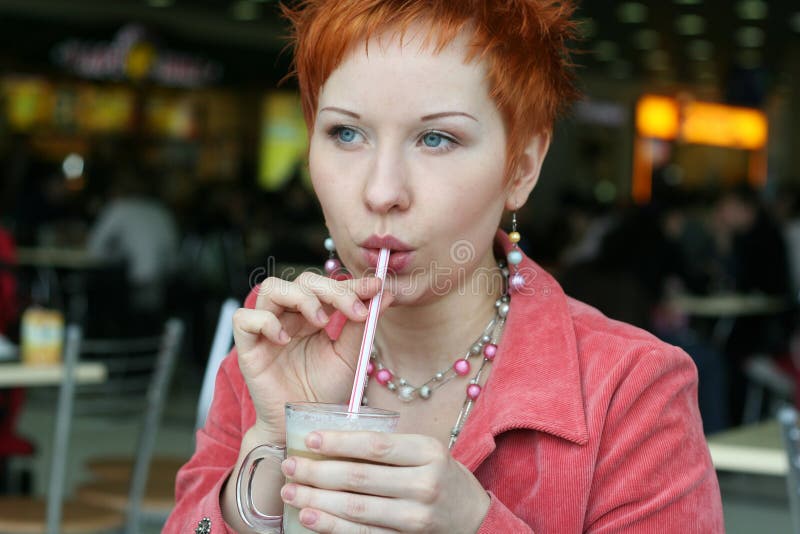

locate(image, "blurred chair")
[[74, 318, 183, 533], [779, 405, 800, 534], [0, 325, 125, 534], [196, 297, 238, 430], [73, 329, 167, 417], [742, 354, 796, 424], [80, 297, 236, 523]]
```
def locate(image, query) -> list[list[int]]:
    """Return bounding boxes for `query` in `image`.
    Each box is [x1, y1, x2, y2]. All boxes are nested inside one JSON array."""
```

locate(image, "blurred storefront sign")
[[52, 24, 222, 88], [633, 94, 768, 204], [258, 92, 309, 192], [636, 95, 767, 150]]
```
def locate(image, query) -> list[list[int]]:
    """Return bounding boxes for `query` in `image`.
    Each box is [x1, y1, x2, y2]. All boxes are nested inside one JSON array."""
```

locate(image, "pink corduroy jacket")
[[165, 231, 724, 533]]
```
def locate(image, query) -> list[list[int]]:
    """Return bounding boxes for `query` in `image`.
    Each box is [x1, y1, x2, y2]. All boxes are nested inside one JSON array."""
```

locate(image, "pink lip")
[[358, 234, 416, 273], [359, 234, 414, 251]]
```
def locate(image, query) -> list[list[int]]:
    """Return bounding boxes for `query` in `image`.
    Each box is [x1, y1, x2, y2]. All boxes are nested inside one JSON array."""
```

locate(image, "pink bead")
[[510, 272, 525, 292], [453, 359, 471, 376], [375, 368, 393, 385], [324, 259, 341, 274], [466, 383, 482, 400], [367, 361, 375, 376], [483, 343, 498, 360]]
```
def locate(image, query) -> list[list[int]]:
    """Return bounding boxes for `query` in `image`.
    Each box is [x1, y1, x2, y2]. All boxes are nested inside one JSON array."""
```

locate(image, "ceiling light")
[[645, 50, 670, 71], [594, 41, 619, 61], [632, 29, 659, 50], [617, 2, 648, 24], [791, 13, 800, 33], [577, 18, 597, 39], [676, 14, 706, 35], [231, 0, 260, 21], [62, 154, 84, 179], [736, 0, 768, 21], [687, 40, 713, 61], [736, 26, 765, 47]]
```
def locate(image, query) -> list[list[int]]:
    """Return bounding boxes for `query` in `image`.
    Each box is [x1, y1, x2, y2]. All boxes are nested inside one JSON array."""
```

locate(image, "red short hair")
[[283, 0, 580, 181]]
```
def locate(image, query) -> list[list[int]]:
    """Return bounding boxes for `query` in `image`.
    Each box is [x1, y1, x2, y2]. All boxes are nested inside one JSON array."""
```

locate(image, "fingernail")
[[300, 509, 319, 526], [282, 458, 296, 476], [281, 484, 296, 502], [316, 309, 329, 324], [306, 432, 322, 450], [279, 329, 291, 343], [353, 300, 368, 316]]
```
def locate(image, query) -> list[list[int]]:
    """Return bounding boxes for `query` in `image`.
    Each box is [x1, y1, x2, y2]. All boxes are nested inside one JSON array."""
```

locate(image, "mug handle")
[[236, 443, 285, 533]]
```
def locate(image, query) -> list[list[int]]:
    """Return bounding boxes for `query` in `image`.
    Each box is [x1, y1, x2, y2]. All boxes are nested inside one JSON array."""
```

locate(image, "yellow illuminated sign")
[[636, 96, 680, 140], [682, 102, 767, 150], [635, 95, 767, 149], [633, 94, 769, 203]]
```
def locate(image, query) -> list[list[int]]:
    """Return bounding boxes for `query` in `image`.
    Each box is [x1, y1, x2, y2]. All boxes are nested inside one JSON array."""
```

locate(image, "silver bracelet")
[[236, 442, 286, 532]]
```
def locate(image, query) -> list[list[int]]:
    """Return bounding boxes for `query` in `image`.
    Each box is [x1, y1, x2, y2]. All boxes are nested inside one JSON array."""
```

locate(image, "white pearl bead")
[[420, 385, 432, 399], [387, 382, 397, 391], [324, 237, 336, 251], [435, 372, 444, 381], [471, 343, 482, 354], [399, 386, 415, 402], [499, 303, 510, 317], [482, 334, 491, 343]]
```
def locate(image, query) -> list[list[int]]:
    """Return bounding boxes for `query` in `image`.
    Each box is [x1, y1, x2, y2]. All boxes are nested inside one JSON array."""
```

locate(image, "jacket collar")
[[451, 230, 589, 470]]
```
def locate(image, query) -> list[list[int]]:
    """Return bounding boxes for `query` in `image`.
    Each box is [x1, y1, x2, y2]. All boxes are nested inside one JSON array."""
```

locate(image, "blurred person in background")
[[0, 210, 33, 494], [87, 166, 180, 330], [710, 184, 793, 424]]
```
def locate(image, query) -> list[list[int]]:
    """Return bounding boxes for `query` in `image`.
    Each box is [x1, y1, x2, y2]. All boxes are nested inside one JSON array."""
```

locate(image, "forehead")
[[317, 27, 492, 113]]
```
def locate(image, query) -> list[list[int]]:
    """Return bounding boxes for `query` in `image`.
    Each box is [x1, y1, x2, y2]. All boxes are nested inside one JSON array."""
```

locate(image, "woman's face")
[[309, 29, 512, 303]]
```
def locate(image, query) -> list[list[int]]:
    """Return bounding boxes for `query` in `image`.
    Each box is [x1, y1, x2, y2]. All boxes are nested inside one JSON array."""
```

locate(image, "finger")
[[282, 457, 426, 500], [295, 273, 385, 322], [331, 290, 394, 356], [232, 307, 290, 348], [305, 432, 442, 467], [255, 275, 383, 325], [255, 277, 332, 328], [282, 483, 426, 532], [292, 507, 399, 534]]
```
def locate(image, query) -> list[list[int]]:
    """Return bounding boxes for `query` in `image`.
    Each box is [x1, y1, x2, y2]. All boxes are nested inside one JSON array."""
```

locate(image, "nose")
[[362, 144, 411, 214]]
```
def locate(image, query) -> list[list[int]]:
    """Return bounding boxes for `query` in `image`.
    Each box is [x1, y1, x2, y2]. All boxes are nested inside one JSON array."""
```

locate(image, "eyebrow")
[[319, 107, 478, 123]]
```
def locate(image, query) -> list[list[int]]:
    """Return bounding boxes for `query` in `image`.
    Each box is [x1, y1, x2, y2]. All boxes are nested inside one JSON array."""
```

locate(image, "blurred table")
[[0, 362, 107, 387], [14, 247, 111, 270], [670, 293, 788, 318], [706, 419, 786, 476], [670, 293, 789, 349]]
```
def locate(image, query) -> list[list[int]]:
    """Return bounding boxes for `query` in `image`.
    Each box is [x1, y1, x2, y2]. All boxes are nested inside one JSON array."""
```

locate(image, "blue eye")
[[422, 132, 444, 148], [337, 127, 358, 143]]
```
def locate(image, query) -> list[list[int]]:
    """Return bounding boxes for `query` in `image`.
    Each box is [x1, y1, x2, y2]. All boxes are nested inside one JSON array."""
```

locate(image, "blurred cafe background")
[[0, 0, 799, 532]]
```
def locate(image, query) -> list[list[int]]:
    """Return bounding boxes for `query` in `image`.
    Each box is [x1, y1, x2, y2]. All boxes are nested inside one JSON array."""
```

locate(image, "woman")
[[166, 1, 723, 532]]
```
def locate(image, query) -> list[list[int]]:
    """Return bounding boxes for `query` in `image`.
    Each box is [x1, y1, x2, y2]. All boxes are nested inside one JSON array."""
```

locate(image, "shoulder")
[[564, 296, 697, 404]]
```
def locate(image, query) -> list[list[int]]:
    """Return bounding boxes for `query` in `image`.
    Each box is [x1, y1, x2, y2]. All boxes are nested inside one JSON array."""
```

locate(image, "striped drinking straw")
[[347, 247, 390, 414]]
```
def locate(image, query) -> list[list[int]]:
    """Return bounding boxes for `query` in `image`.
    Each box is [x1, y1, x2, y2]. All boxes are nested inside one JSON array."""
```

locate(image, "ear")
[[505, 132, 551, 210]]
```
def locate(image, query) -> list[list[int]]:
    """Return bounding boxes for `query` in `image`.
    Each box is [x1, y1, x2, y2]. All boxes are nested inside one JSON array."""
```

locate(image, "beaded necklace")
[[365, 262, 510, 449]]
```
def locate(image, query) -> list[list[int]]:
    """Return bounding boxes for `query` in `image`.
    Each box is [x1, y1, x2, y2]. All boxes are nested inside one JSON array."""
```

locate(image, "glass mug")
[[237, 402, 400, 533]]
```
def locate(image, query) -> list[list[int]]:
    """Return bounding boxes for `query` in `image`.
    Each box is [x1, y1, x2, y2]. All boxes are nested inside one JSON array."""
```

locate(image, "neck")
[[374, 249, 504, 381]]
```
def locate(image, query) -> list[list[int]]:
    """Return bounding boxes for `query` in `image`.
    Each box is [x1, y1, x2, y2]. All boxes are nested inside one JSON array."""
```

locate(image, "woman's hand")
[[233, 273, 393, 444], [279, 431, 491, 533]]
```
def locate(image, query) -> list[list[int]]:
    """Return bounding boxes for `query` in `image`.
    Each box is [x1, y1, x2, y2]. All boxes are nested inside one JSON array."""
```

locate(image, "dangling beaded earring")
[[507, 212, 525, 293], [323, 237, 342, 277]]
